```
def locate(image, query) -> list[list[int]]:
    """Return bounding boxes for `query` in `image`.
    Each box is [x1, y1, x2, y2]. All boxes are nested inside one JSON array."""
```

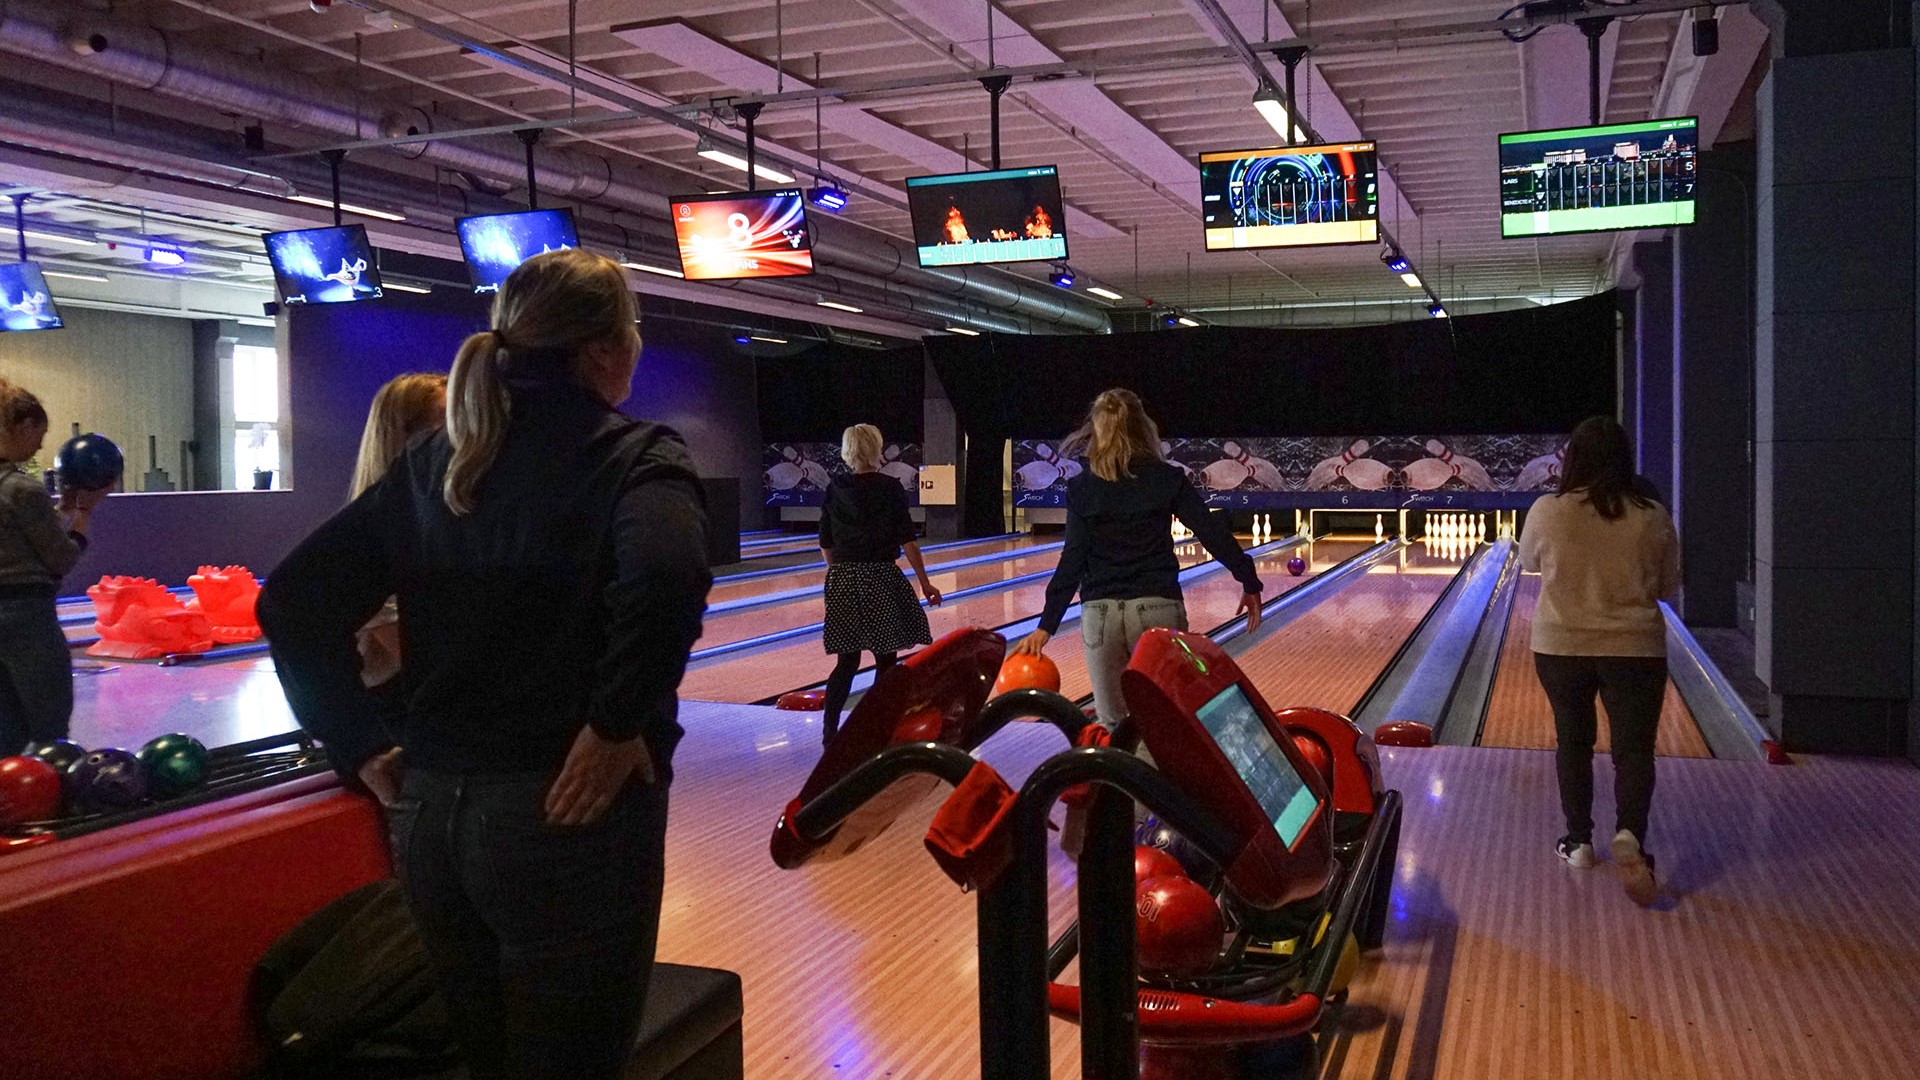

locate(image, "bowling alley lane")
[[1227, 540, 1474, 715], [675, 543, 1220, 705], [67, 655, 295, 753], [704, 533, 1041, 607], [1050, 539, 1369, 702], [693, 543, 1076, 653], [1478, 572, 1708, 756]]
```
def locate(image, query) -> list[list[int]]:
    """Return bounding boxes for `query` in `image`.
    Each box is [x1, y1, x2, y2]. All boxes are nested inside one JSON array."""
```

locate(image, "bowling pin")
[[1375, 514, 1384, 543]]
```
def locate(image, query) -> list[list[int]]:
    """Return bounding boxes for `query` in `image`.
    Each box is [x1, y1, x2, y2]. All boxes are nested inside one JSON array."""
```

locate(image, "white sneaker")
[[1556, 835, 1595, 868], [1611, 829, 1659, 906]]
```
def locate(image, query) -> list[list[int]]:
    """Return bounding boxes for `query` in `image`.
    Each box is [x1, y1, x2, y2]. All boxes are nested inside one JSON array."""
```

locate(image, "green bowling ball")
[[137, 733, 210, 797]]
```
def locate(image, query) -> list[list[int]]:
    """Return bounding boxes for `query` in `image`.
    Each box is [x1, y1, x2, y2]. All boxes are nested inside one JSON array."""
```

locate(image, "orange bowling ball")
[[991, 651, 1061, 696]]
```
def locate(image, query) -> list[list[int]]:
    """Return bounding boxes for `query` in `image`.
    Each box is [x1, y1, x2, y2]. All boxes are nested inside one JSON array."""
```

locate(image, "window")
[[232, 344, 279, 424]]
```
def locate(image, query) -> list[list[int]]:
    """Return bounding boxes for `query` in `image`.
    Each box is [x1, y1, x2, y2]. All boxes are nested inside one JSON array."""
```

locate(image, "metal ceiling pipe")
[[0, 0, 1107, 333]]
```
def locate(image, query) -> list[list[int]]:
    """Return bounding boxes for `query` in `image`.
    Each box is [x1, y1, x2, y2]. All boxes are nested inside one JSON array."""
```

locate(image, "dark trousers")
[[821, 650, 895, 741], [389, 768, 669, 1080], [1533, 653, 1666, 846], [0, 591, 72, 756]]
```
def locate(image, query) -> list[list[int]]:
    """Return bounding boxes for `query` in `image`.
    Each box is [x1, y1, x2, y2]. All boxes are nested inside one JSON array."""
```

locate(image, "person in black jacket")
[[816, 423, 941, 743], [258, 249, 710, 1080], [1015, 389, 1263, 728]]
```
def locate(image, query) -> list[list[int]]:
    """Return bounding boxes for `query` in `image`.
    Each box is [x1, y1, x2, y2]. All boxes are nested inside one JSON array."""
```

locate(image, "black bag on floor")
[[251, 878, 464, 1080]]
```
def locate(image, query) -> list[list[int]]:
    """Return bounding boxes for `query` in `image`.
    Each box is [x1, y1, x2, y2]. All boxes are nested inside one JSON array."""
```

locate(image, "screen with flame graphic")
[[671, 189, 815, 280], [905, 165, 1068, 267]]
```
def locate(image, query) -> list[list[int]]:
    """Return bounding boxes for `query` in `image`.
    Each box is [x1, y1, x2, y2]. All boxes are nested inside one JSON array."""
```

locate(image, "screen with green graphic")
[[1195, 684, 1319, 849], [1499, 117, 1697, 238]]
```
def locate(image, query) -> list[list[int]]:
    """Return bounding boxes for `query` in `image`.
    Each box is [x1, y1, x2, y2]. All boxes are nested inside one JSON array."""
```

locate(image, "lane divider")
[[705, 540, 1067, 616], [712, 533, 1016, 584]]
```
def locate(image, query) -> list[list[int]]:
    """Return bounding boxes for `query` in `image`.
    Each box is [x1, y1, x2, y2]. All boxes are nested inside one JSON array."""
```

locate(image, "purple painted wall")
[[62, 292, 760, 590]]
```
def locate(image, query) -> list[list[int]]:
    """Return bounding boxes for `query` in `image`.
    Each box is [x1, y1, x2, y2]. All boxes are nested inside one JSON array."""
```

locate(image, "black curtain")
[[757, 344, 925, 443]]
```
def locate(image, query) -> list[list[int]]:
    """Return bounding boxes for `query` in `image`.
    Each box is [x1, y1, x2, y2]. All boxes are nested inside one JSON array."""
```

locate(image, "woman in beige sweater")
[[1518, 416, 1680, 906]]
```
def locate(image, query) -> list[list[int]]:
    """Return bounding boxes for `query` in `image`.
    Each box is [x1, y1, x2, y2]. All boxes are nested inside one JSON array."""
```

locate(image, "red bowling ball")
[[1374, 720, 1435, 748], [0, 755, 63, 825], [1286, 556, 1307, 577], [1134, 844, 1186, 886], [1136, 874, 1224, 977]]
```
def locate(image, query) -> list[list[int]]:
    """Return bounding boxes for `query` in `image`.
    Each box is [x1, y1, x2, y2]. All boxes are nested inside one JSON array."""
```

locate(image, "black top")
[[818, 472, 915, 563], [258, 378, 711, 781], [1039, 459, 1263, 635]]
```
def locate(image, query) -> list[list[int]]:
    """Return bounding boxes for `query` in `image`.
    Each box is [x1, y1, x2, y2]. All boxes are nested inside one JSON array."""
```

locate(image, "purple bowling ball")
[[66, 748, 149, 811], [1286, 556, 1307, 577]]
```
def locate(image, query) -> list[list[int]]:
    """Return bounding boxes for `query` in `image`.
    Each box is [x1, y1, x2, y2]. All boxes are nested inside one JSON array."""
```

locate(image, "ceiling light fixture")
[[697, 134, 795, 184], [807, 184, 849, 212], [751, 334, 789, 344], [1049, 265, 1075, 289], [1087, 286, 1123, 301], [40, 269, 109, 283], [287, 194, 407, 222], [817, 300, 863, 313], [943, 326, 981, 336], [1252, 85, 1293, 141], [144, 246, 186, 267], [1429, 304, 1449, 319], [382, 280, 432, 294], [1177, 315, 1201, 328], [620, 260, 686, 279]]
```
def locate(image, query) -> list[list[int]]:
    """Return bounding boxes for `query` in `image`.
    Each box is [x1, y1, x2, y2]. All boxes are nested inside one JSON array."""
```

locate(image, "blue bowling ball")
[[54, 433, 124, 492], [1134, 816, 1214, 882], [66, 748, 148, 812]]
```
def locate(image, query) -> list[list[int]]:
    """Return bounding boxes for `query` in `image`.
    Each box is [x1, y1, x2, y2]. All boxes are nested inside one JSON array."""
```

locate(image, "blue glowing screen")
[[263, 225, 384, 306], [0, 261, 64, 332], [456, 208, 579, 293]]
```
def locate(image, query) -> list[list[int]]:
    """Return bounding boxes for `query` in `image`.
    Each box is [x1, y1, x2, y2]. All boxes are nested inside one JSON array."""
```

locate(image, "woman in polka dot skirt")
[[817, 424, 941, 744]]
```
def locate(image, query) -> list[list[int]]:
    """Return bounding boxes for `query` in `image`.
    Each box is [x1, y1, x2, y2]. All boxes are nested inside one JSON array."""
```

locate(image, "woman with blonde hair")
[[1016, 388, 1263, 728], [260, 248, 710, 1079], [349, 372, 447, 689], [816, 422, 941, 743]]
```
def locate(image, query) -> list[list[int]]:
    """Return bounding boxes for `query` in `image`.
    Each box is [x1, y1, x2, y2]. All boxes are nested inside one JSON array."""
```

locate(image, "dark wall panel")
[[630, 321, 762, 526], [757, 345, 926, 443]]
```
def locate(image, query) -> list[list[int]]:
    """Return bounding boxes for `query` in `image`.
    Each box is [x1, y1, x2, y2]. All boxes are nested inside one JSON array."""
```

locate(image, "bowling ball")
[[23, 737, 86, 774], [1135, 844, 1186, 886], [0, 755, 64, 825], [991, 651, 1061, 696], [1373, 720, 1435, 748], [53, 433, 125, 492], [1292, 732, 1332, 784], [138, 733, 210, 797], [66, 748, 148, 812], [775, 688, 826, 711], [1135, 817, 1212, 881], [1136, 874, 1223, 977], [1286, 556, 1307, 577]]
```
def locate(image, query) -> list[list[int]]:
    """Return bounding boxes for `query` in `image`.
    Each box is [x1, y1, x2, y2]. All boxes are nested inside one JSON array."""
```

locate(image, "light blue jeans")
[[1080, 596, 1188, 729]]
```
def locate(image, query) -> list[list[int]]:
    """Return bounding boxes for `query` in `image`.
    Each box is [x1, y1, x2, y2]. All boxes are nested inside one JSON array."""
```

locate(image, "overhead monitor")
[[0, 261, 64, 332], [1499, 116, 1698, 238], [456, 208, 579, 293], [905, 165, 1067, 268], [262, 224, 384, 306], [670, 188, 816, 280], [1199, 142, 1379, 250]]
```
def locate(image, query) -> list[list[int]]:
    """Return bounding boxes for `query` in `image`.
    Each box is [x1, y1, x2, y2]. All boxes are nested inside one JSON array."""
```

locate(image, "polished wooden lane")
[[694, 545, 1072, 651], [1230, 542, 1467, 715], [706, 534, 1041, 607], [676, 546, 1214, 706], [1480, 573, 1708, 757], [1319, 745, 1920, 1080], [1049, 540, 1364, 702], [655, 702, 1086, 1079]]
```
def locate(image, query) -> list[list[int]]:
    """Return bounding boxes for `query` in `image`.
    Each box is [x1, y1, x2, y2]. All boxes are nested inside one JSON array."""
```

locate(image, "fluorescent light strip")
[[21, 229, 96, 248], [1253, 93, 1292, 141], [749, 335, 788, 344], [287, 194, 408, 222], [1400, 272, 1423, 288], [1087, 286, 1124, 301], [1177, 316, 1200, 327], [817, 300, 863, 313], [40, 269, 110, 283], [943, 326, 981, 336], [237, 316, 278, 327], [697, 148, 795, 185], [620, 261, 685, 279], [383, 281, 432, 294]]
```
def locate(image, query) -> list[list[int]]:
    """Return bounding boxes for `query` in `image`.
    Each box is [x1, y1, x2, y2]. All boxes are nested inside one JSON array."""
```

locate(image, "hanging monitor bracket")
[[980, 75, 1012, 170]]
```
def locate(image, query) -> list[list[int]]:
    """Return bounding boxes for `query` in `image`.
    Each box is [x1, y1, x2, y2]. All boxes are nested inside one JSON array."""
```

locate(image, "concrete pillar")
[[1672, 145, 1758, 627], [1754, 36, 1916, 754]]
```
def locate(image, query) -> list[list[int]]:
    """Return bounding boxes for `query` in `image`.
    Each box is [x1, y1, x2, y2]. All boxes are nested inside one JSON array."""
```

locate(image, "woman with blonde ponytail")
[[260, 248, 711, 1080], [1017, 388, 1264, 728]]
